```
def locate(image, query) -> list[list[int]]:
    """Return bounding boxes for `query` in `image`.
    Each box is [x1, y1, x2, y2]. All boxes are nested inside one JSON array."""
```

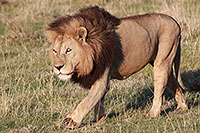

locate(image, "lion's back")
[[120, 13, 180, 34]]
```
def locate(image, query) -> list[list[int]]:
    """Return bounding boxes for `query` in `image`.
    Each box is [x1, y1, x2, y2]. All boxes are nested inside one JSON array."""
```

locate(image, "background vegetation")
[[0, 0, 199, 132]]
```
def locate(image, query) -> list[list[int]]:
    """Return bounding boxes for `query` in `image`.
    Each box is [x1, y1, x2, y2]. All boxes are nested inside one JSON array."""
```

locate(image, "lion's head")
[[46, 6, 120, 88], [48, 27, 95, 81]]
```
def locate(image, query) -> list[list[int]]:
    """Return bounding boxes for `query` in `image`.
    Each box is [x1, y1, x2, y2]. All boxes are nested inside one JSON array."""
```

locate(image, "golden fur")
[[46, 6, 200, 129]]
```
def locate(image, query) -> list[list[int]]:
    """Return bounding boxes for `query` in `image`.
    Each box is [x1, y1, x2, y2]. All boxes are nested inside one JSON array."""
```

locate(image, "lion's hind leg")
[[147, 30, 181, 117], [167, 70, 188, 110], [147, 64, 170, 118]]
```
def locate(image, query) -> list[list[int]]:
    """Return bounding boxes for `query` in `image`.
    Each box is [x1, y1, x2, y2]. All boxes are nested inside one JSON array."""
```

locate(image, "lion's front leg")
[[94, 95, 106, 122], [63, 68, 110, 129], [94, 83, 110, 123]]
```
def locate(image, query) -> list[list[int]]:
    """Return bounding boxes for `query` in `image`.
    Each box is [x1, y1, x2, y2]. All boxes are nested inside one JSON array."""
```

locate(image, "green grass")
[[0, 0, 200, 132], [0, 22, 5, 35]]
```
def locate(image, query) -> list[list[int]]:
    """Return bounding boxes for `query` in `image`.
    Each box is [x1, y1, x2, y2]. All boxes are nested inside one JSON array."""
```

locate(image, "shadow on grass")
[[108, 69, 200, 119], [181, 69, 200, 108], [181, 69, 200, 86]]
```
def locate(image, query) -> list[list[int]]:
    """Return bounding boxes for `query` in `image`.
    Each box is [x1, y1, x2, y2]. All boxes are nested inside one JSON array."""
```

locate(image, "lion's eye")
[[65, 48, 72, 54], [53, 49, 57, 54]]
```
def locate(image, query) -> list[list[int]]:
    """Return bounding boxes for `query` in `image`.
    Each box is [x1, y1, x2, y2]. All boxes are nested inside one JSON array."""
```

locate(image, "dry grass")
[[0, 0, 200, 132]]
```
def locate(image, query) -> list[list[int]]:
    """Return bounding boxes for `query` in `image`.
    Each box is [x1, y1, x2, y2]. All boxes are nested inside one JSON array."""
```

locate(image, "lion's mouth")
[[58, 71, 74, 76], [57, 73, 73, 81], [66, 71, 74, 76]]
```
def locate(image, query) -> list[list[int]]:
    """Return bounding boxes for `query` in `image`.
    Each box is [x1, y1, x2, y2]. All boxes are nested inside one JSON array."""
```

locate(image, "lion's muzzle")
[[53, 65, 74, 81], [57, 73, 72, 81]]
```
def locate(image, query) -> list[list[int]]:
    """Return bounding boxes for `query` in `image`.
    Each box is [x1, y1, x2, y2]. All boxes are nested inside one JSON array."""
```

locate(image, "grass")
[[0, 0, 200, 132]]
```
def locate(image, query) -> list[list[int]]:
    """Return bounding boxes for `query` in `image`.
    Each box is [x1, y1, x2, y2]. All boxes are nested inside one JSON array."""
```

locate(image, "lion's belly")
[[116, 55, 151, 79], [112, 48, 154, 80], [111, 19, 157, 80]]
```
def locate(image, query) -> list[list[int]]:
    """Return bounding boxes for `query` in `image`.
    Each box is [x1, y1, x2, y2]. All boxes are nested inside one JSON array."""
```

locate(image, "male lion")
[[46, 6, 199, 129]]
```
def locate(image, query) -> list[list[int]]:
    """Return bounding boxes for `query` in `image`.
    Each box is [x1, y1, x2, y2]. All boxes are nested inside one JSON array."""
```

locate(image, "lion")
[[46, 6, 200, 129]]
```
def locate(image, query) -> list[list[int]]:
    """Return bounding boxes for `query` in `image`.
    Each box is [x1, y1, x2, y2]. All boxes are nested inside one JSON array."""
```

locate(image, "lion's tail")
[[174, 36, 200, 91]]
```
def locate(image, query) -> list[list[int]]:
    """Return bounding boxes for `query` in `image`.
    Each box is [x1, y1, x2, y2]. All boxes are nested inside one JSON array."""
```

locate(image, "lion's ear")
[[45, 29, 59, 43], [78, 27, 87, 42]]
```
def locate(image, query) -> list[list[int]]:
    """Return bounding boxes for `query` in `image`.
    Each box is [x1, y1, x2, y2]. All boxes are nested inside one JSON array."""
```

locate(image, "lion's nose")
[[55, 65, 64, 71]]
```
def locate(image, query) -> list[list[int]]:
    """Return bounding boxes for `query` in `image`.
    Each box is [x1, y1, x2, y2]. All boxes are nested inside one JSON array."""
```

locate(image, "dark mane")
[[47, 6, 120, 88], [48, 6, 120, 35]]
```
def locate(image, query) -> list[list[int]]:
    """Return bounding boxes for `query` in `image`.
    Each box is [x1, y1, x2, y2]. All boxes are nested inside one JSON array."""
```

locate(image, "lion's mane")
[[47, 6, 120, 88]]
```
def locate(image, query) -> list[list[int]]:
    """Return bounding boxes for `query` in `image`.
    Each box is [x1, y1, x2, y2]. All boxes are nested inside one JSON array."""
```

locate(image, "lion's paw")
[[63, 117, 80, 130], [146, 110, 160, 118], [177, 103, 188, 110]]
